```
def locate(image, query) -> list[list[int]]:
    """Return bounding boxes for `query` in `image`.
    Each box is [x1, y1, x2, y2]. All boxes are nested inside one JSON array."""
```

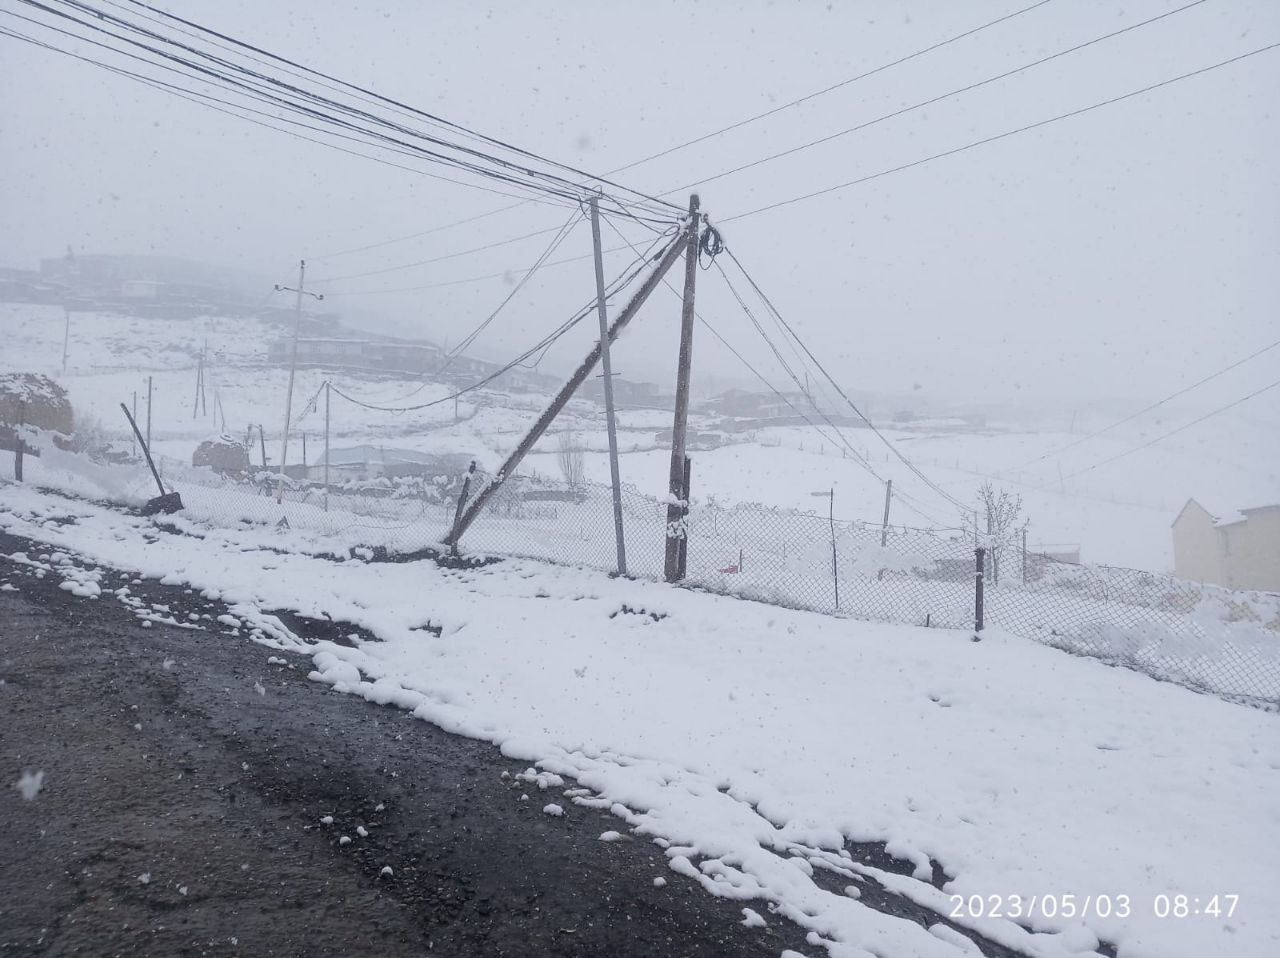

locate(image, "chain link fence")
[[5, 444, 1278, 709]]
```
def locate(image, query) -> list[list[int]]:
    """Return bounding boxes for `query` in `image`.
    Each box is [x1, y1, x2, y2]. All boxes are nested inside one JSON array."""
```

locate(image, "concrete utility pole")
[[323, 381, 330, 512], [879, 478, 893, 546], [664, 194, 701, 583], [273, 260, 324, 504], [444, 225, 691, 550], [589, 196, 627, 576]]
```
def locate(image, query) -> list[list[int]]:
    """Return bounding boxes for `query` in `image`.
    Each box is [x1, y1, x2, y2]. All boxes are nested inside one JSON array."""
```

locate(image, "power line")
[[1061, 378, 1280, 480], [14, 0, 594, 206], [10, 0, 679, 219], [1013, 336, 1280, 474], [434, 211, 583, 379], [0, 18, 579, 211], [600, 216, 951, 527], [722, 246, 972, 515], [721, 41, 1280, 224], [610, 0, 1056, 175], [268, 0, 1059, 261], [314, 224, 573, 285], [112, 0, 684, 214], [328, 234, 676, 414], [664, 0, 1207, 197]]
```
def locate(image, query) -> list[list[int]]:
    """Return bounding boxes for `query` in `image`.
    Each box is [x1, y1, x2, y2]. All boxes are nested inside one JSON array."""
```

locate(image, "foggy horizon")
[[2, 0, 1277, 411]]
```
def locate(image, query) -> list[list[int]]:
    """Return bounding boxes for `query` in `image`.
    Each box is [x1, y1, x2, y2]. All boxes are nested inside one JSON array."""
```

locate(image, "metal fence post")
[[828, 486, 839, 611], [974, 546, 986, 639], [675, 455, 691, 581]]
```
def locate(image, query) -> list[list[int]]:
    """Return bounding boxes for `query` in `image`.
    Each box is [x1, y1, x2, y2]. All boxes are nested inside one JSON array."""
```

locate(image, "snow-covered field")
[[1, 482, 1276, 958], [4, 303, 1274, 574]]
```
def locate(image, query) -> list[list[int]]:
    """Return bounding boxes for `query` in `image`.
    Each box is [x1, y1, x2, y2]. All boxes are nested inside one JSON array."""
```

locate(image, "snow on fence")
[[7, 446, 1279, 708]]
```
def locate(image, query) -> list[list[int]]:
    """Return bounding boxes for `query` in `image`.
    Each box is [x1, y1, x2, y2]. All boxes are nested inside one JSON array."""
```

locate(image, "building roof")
[[1172, 497, 1276, 529]]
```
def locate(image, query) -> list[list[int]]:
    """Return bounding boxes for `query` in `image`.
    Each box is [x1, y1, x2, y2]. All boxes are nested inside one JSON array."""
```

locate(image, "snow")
[[542, 803, 564, 818], [598, 830, 623, 842], [319, 815, 334, 825], [14, 770, 44, 800], [740, 907, 767, 928], [2, 484, 1277, 958]]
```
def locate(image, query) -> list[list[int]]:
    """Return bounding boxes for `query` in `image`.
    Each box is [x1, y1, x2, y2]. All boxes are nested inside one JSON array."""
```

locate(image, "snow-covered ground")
[[3, 302, 1276, 574], [1, 482, 1275, 958]]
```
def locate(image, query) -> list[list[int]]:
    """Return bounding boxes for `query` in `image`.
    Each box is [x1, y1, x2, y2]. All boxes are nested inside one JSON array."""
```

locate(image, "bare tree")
[[968, 481, 1027, 584], [556, 430, 585, 491]]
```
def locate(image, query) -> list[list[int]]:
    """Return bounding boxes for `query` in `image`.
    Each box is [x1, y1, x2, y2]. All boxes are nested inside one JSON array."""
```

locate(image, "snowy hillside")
[[2, 301, 1274, 573]]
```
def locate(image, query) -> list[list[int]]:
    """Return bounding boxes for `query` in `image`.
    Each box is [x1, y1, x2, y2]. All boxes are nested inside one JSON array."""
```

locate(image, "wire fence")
[[6, 445, 1278, 709]]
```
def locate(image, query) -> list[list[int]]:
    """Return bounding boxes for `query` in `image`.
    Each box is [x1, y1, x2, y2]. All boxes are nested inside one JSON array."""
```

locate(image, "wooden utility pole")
[[444, 226, 691, 550], [664, 194, 701, 582], [589, 195, 627, 576], [61, 306, 71, 375], [274, 260, 324, 503]]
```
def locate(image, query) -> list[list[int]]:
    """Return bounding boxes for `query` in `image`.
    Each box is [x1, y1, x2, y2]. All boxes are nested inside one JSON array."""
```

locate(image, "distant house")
[[580, 376, 667, 409], [268, 338, 444, 375], [1172, 499, 1280, 592], [702, 388, 802, 420], [305, 445, 472, 483]]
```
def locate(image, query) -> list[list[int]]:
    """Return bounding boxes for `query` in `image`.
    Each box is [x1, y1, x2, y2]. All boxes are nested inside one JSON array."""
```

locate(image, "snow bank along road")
[[1, 484, 1277, 958]]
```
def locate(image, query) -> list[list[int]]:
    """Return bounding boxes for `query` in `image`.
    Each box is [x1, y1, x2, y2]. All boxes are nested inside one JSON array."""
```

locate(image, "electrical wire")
[[609, 0, 1056, 175], [10, 0, 679, 219], [600, 216, 953, 528], [107, 0, 684, 215], [0, 18, 580, 211], [721, 41, 1280, 224], [1061, 378, 1280, 480], [1010, 336, 1280, 474], [327, 233, 678, 413], [231, 0, 1059, 262], [722, 246, 972, 515], [663, 0, 1207, 197]]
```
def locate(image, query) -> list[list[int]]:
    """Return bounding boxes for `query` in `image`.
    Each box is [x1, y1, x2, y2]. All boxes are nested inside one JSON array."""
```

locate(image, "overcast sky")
[[2, 0, 1277, 412]]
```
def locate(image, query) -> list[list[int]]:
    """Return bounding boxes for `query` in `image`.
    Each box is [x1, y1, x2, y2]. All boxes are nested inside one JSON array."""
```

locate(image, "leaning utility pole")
[[444, 225, 692, 551], [879, 478, 893, 546], [664, 194, 701, 583], [589, 196, 627, 576], [273, 260, 324, 504]]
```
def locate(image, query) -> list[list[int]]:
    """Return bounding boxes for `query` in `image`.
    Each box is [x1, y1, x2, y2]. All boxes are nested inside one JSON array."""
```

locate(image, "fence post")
[[828, 486, 839, 611], [676, 455, 691, 581], [974, 546, 985, 639], [1021, 527, 1027, 584]]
